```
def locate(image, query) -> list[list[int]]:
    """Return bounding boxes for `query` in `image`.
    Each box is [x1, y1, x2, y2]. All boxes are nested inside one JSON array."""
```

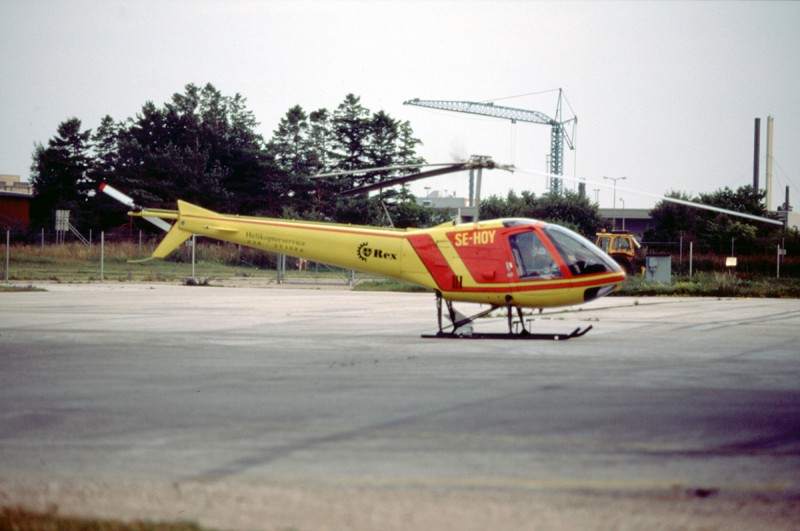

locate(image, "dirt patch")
[[2, 479, 799, 531]]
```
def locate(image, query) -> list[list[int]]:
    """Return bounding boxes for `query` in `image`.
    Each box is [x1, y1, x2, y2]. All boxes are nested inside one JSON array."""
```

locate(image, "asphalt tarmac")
[[1, 283, 799, 527]]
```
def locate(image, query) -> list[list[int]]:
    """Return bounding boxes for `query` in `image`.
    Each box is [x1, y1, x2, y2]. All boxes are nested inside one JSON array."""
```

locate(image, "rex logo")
[[357, 242, 397, 262]]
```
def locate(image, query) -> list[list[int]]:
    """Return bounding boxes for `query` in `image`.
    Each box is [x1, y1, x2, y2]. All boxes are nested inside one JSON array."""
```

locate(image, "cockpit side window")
[[543, 225, 622, 276], [509, 230, 563, 280]]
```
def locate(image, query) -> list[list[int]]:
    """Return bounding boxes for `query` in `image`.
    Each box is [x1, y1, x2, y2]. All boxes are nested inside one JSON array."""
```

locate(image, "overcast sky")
[[2, 0, 798, 209]]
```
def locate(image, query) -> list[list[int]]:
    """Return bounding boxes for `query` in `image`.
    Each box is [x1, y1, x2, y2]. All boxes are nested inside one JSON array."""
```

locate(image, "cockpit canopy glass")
[[542, 225, 622, 276]]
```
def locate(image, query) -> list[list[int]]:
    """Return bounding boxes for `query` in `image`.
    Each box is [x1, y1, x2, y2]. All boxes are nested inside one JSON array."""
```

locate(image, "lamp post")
[[619, 197, 625, 230], [603, 176, 626, 230]]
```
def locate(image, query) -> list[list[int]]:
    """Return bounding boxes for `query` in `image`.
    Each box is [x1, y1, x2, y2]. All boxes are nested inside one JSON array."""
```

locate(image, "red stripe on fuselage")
[[407, 234, 459, 291]]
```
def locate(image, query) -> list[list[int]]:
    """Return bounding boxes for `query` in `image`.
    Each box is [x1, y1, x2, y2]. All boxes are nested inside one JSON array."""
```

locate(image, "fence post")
[[191, 234, 197, 281], [4, 230, 9, 283], [689, 241, 693, 278], [100, 231, 105, 282], [277, 253, 285, 284]]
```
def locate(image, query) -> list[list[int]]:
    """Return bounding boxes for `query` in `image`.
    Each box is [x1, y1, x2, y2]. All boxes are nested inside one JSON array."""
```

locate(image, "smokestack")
[[766, 115, 774, 211], [753, 117, 760, 192]]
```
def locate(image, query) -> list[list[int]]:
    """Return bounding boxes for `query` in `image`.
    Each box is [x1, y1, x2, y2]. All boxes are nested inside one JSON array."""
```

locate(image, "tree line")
[[28, 82, 795, 256], [645, 187, 795, 255], [30, 83, 435, 232]]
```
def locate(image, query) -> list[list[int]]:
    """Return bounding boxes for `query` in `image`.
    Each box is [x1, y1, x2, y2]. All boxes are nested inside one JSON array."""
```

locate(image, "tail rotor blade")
[[99, 183, 172, 232]]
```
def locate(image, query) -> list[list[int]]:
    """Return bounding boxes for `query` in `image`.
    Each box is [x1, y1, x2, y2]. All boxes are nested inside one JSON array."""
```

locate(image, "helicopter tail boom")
[[129, 200, 412, 281]]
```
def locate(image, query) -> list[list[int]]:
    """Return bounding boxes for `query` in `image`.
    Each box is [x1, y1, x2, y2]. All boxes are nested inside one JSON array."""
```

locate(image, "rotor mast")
[[404, 90, 577, 194]]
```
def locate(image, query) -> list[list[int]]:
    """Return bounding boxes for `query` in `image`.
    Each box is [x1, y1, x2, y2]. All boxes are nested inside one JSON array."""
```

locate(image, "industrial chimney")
[[753, 117, 760, 192], [766, 115, 774, 211]]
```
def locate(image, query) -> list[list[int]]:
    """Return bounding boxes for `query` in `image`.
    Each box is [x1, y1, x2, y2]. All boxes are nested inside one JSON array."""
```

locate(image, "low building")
[[416, 190, 468, 210], [1, 174, 33, 194], [0, 175, 33, 231], [598, 208, 653, 237], [783, 211, 800, 231]]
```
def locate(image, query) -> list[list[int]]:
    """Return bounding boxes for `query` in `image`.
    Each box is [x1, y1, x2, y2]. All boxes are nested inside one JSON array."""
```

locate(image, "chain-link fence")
[[1, 227, 382, 286]]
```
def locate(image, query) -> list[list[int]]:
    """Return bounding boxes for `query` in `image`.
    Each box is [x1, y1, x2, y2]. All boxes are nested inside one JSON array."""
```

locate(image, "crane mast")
[[404, 89, 577, 194]]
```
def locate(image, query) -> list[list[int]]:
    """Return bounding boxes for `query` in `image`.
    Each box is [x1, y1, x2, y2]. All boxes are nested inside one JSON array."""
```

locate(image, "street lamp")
[[619, 197, 625, 230], [603, 176, 626, 230]]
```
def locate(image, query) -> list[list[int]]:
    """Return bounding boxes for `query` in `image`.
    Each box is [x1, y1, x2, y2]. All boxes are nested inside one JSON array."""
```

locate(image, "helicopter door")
[[508, 230, 564, 280]]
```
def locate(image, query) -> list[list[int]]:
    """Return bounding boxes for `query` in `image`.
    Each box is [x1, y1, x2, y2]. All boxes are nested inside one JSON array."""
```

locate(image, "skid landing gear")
[[421, 293, 593, 341]]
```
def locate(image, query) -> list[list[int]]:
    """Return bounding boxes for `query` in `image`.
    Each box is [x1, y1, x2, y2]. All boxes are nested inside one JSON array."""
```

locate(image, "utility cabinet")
[[645, 254, 671, 283]]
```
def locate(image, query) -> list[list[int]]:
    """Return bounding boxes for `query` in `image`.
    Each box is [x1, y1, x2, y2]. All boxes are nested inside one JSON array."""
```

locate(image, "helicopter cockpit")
[[508, 223, 622, 280]]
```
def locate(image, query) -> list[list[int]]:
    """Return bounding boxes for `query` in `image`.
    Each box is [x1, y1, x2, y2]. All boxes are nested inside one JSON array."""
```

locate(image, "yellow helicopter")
[[100, 157, 781, 339], [101, 157, 626, 340]]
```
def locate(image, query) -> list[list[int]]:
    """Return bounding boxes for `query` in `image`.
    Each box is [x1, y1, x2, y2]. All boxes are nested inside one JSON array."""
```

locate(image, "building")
[[416, 190, 469, 210], [597, 208, 653, 237], [0, 175, 34, 231], [1, 174, 34, 194], [783, 211, 800, 232]]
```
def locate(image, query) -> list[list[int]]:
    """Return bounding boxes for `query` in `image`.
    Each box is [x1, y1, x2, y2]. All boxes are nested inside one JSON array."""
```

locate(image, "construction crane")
[[404, 89, 577, 194]]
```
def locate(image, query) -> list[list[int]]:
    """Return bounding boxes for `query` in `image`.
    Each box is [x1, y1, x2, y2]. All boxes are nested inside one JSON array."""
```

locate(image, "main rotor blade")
[[311, 162, 458, 179], [514, 168, 784, 226], [340, 162, 471, 196], [340, 157, 514, 196]]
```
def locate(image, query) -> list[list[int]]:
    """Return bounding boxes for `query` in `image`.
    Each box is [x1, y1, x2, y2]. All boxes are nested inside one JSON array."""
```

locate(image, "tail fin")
[[129, 222, 191, 263], [129, 200, 225, 262]]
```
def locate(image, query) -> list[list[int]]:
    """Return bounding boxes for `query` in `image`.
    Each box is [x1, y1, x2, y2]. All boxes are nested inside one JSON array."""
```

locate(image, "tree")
[[90, 115, 128, 228], [114, 83, 270, 216], [379, 193, 441, 228], [395, 121, 425, 168], [92, 115, 121, 182], [531, 190, 604, 237], [30, 87, 428, 232], [30, 117, 94, 230], [647, 186, 780, 254], [695, 186, 772, 254], [480, 190, 538, 219], [478, 190, 602, 237], [366, 111, 399, 170], [267, 105, 318, 215], [330, 94, 372, 180], [646, 190, 700, 244]]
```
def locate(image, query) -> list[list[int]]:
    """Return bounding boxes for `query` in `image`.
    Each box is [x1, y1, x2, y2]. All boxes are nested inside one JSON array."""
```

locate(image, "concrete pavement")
[[1, 283, 799, 527]]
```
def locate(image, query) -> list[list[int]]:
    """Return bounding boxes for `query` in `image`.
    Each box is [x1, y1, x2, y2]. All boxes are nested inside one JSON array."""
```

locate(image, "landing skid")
[[422, 292, 592, 341], [421, 327, 592, 341]]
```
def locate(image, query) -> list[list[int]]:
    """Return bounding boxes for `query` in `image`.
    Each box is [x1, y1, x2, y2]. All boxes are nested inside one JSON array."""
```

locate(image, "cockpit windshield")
[[542, 225, 622, 276]]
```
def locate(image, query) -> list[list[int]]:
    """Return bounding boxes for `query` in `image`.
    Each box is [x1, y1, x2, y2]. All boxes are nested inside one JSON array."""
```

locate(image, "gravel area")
[[3, 479, 800, 530]]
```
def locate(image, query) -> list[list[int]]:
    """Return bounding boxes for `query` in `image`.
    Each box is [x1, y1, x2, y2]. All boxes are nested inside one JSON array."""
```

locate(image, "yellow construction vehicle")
[[595, 230, 641, 274]]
